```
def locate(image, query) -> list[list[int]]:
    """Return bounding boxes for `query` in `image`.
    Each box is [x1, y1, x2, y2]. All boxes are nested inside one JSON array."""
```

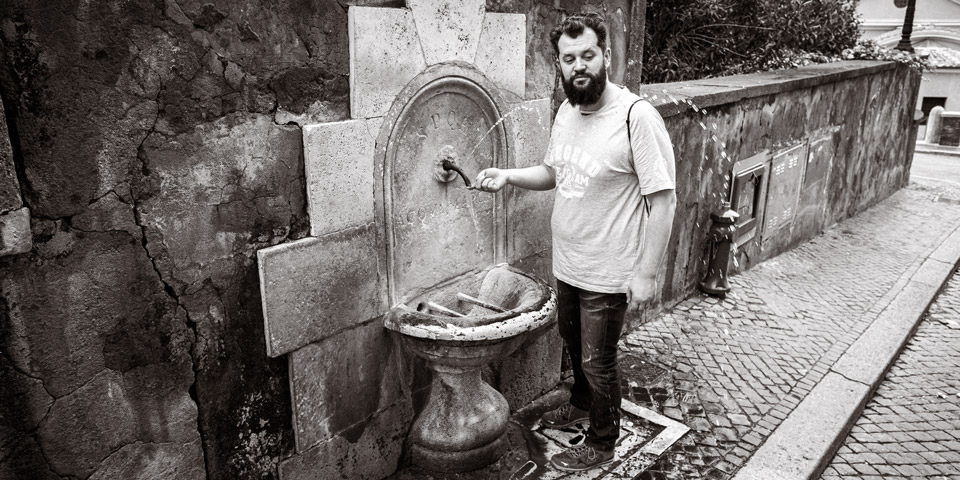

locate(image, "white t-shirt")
[[544, 85, 676, 293]]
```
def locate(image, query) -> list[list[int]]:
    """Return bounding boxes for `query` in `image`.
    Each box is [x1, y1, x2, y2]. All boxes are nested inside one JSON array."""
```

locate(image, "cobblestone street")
[[613, 163, 960, 479], [820, 265, 960, 480]]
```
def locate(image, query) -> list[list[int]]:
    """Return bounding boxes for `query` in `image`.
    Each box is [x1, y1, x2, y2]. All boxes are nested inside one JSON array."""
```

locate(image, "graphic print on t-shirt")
[[550, 143, 602, 199]]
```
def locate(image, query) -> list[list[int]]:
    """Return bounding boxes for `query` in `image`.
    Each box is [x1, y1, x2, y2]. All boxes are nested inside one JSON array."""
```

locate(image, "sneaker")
[[550, 444, 615, 471], [541, 403, 590, 428]]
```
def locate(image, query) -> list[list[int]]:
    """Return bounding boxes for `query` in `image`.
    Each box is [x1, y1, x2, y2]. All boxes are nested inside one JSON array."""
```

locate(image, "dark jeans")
[[556, 279, 628, 452]]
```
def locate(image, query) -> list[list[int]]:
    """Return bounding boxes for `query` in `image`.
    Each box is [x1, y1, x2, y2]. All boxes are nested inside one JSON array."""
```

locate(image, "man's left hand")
[[626, 276, 657, 312]]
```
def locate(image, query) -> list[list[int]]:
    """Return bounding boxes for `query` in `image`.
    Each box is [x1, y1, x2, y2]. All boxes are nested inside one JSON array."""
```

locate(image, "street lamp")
[[895, 0, 917, 52]]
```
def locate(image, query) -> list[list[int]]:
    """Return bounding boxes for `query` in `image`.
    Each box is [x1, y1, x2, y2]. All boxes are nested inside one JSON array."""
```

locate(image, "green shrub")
[[643, 0, 864, 83]]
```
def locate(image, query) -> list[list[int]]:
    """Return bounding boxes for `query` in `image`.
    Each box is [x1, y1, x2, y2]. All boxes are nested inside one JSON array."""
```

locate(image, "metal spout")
[[441, 160, 472, 187]]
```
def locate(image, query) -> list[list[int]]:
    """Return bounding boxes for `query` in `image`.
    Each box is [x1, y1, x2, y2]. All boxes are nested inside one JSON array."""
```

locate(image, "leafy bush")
[[643, 0, 866, 83]]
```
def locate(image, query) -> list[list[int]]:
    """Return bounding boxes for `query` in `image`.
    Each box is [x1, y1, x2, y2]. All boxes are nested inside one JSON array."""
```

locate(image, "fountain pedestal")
[[385, 265, 556, 474], [396, 333, 526, 472], [409, 363, 510, 471]]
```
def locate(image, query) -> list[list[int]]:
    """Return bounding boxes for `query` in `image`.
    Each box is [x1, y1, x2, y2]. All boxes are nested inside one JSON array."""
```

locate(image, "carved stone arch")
[[874, 26, 960, 49]]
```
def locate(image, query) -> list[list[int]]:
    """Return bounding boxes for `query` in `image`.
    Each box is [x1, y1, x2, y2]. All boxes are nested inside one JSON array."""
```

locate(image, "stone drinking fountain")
[[376, 57, 558, 472], [256, 1, 561, 478]]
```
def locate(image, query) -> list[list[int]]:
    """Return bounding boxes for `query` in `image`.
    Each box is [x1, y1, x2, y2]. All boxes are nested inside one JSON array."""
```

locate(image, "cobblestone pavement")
[[819, 267, 960, 480], [617, 178, 960, 479]]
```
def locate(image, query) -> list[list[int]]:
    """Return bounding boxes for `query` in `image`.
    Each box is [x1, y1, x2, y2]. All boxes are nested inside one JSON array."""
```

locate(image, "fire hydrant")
[[699, 202, 739, 297]]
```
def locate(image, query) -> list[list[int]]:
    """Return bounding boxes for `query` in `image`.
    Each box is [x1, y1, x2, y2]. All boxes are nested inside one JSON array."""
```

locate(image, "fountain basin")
[[384, 264, 556, 473]]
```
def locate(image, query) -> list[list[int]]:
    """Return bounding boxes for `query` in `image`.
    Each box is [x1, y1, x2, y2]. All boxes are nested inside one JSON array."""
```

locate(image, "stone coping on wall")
[[641, 60, 898, 117]]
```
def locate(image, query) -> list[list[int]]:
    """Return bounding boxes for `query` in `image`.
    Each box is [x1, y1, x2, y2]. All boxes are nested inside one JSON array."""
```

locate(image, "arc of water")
[[465, 107, 525, 160]]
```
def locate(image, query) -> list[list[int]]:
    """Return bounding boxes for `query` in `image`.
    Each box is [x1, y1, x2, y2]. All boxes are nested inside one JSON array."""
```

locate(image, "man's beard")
[[562, 63, 607, 107]]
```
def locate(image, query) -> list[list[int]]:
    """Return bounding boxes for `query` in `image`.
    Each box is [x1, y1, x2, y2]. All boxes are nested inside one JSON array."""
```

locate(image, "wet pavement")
[[618, 176, 960, 479], [390, 153, 960, 479]]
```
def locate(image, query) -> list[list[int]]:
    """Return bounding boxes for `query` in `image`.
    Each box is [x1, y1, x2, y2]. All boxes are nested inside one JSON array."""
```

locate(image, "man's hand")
[[472, 168, 510, 192], [626, 275, 657, 312]]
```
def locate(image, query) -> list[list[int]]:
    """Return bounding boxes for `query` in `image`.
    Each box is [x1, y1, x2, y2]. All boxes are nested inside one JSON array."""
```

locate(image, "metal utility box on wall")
[[761, 144, 808, 248], [729, 151, 769, 247]]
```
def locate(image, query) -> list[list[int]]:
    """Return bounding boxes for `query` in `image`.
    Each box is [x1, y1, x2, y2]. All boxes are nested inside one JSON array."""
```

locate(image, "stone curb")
[[915, 142, 960, 157], [732, 221, 960, 480]]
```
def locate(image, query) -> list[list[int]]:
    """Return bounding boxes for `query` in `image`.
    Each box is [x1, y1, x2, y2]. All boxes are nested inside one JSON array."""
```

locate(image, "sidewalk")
[[820, 267, 960, 479], [618, 176, 960, 479]]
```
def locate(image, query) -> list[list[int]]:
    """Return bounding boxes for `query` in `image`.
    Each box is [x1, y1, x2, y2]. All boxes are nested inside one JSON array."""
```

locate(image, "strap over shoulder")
[[626, 99, 652, 215], [627, 99, 643, 144]]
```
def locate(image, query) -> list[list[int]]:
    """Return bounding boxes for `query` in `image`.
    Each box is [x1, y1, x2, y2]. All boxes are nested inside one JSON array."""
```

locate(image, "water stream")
[[455, 89, 742, 272]]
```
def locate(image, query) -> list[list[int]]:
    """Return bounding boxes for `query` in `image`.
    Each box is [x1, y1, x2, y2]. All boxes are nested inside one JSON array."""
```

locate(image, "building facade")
[[858, 0, 960, 117]]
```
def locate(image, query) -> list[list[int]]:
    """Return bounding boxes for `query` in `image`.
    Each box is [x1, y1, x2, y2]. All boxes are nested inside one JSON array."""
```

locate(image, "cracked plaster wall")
[[0, 0, 634, 479]]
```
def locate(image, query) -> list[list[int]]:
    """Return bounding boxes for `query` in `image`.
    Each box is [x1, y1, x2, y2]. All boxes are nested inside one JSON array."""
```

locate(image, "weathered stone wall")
[[0, 1, 334, 479], [0, 1, 640, 479], [642, 61, 921, 308]]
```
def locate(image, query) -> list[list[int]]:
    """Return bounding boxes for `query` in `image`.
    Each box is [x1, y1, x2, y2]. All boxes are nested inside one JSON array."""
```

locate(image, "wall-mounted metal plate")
[[762, 144, 808, 244], [729, 151, 769, 247]]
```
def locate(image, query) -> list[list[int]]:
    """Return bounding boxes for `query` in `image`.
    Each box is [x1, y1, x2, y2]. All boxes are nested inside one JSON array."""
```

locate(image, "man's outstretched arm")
[[472, 165, 556, 192], [627, 188, 677, 311]]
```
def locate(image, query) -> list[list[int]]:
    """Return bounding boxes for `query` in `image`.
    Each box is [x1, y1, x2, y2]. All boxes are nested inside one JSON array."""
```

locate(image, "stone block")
[[475, 13, 526, 97], [0, 100, 20, 213], [408, 0, 485, 66], [279, 399, 412, 480], [930, 226, 960, 264], [88, 440, 205, 480], [507, 99, 553, 263], [508, 99, 552, 170], [0, 357, 53, 434], [0, 435, 61, 480], [349, 7, 427, 118], [303, 120, 376, 236], [365, 117, 385, 141], [288, 319, 409, 452], [0, 207, 31, 257], [137, 114, 305, 291], [507, 254, 553, 299], [37, 371, 138, 478], [258, 225, 386, 357], [493, 322, 562, 410], [120, 363, 199, 444], [2, 232, 191, 397], [831, 280, 937, 386], [909, 257, 954, 289], [72, 193, 141, 240]]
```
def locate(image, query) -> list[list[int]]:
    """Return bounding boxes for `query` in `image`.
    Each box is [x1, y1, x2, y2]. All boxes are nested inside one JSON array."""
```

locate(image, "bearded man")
[[472, 12, 677, 471]]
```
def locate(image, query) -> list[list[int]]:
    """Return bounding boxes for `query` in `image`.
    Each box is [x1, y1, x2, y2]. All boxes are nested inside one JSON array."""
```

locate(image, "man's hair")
[[549, 12, 608, 56]]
